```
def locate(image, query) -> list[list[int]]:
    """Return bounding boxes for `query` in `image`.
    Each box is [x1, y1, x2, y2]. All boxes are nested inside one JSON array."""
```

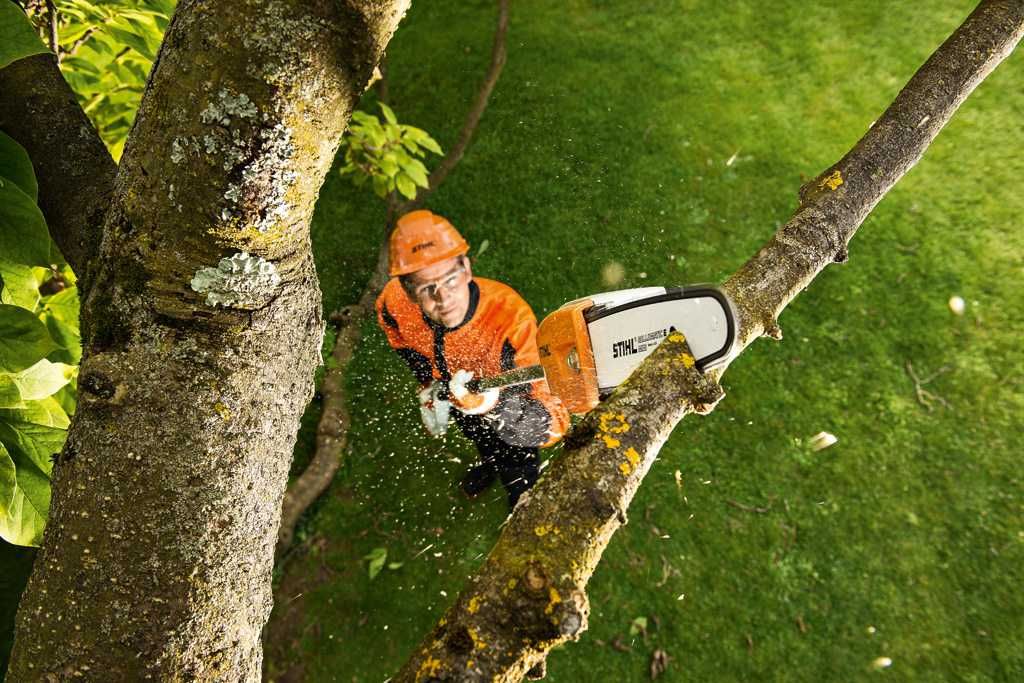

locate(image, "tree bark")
[[394, 1, 1024, 680], [6, 0, 408, 680], [0, 53, 116, 288]]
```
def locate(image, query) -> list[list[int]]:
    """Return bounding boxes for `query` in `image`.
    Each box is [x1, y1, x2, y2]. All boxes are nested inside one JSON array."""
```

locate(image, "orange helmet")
[[388, 210, 470, 277]]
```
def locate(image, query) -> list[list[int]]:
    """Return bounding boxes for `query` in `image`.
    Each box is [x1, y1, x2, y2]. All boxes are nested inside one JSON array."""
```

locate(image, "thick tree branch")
[[721, 0, 1024, 357], [7, 0, 409, 679], [276, 0, 511, 558], [0, 53, 115, 285], [395, 1, 1024, 679]]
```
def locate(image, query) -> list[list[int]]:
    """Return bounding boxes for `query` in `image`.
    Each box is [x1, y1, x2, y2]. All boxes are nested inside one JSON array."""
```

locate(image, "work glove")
[[448, 369, 500, 416], [418, 381, 450, 436]]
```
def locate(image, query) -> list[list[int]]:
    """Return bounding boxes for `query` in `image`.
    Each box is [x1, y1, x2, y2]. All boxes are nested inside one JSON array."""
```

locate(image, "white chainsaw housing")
[[580, 286, 736, 393]]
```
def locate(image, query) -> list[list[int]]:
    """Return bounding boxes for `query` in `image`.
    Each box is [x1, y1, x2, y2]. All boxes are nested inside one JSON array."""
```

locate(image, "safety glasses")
[[412, 264, 466, 302]]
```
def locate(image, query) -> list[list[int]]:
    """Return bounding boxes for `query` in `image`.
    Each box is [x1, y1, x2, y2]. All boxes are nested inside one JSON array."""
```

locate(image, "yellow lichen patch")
[[416, 656, 442, 681], [619, 462, 631, 475], [468, 627, 487, 650], [467, 596, 481, 614], [544, 586, 562, 615], [535, 524, 554, 537], [821, 169, 844, 190], [213, 402, 231, 421], [506, 578, 517, 592], [668, 332, 686, 343], [675, 352, 695, 368], [625, 447, 641, 467], [600, 434, 621, 449], [599, 411, 630, 434]]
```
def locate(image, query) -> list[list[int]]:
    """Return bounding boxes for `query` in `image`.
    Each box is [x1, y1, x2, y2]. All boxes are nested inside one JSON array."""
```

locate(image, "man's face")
[[405, 256, 472, 328]]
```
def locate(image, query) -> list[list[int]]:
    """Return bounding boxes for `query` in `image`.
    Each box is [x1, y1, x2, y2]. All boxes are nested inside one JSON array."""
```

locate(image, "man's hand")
[[449, 369, 500, 415], [418, 382, 450, 436]]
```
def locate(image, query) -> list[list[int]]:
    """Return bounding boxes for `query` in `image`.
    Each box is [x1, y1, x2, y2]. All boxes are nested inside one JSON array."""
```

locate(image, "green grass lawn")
[[268, 1, 1023, 681], [3, 1, 1022, 681]]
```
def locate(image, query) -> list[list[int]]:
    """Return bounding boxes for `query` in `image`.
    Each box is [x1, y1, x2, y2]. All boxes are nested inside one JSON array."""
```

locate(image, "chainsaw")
[[466, 285, 737, 414]]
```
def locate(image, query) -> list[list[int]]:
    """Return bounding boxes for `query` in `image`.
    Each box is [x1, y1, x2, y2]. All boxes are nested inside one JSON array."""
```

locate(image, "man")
[[375, 209, 569, 509]]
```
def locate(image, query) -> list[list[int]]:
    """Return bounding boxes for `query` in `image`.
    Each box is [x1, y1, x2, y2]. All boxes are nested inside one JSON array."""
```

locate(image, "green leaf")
[[0, 304, 58, 372], [0, 408, 66, 475], [418, 134, 443, 156], [387, 561, 404, 570], [53, 383, 77, 418], [629, 616, 648, 636], [43, 314, 82, 365], [42, 286, 81, 336], [8, 395, 70, 429], [371, 174, 389, 198], [378, 154, 399, 177], [364, 547, 388, 580], [0, 261, 42, 311], [0, 375, 24, 410], [0, 1, 48, 70], [0, 178, 52, 268], [0, 458, 50, 546], [6, 359, 74, 401], [0, 442, 15, 518], [105, 24, 156, 61], [403, 159, 430, 188], [379, 102, 398, 125], [395, 173, 417, 199], [0, 131, 38, 201], [350, 111, 377, 126]]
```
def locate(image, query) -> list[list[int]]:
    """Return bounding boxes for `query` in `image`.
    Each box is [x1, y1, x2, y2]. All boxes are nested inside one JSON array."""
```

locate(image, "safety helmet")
[[388, 210, 470, 277]]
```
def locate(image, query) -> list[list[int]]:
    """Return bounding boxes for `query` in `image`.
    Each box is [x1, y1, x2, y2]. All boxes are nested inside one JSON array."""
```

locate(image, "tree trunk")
[[394, 1, 1024, 680], [6, 0, 408, 680]]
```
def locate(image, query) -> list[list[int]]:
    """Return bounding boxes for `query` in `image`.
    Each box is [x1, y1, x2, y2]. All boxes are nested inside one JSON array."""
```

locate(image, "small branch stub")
[[190, 251, 281, 307]]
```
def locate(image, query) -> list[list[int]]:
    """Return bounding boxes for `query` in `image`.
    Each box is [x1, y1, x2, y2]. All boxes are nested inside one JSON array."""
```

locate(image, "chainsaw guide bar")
[[469, 285, 737, 414]]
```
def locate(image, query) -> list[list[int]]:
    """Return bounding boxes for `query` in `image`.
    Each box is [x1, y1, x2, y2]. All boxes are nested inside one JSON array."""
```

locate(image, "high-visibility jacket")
[[375, 277, 569, 448]]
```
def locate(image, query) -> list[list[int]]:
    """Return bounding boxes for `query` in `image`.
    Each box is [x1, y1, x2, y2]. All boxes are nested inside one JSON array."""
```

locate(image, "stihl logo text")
[[611, 329, 668, 358]]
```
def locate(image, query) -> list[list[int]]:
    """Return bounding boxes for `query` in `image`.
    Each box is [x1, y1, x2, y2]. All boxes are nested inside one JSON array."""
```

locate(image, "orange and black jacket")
[[375, 277, 569, 448]]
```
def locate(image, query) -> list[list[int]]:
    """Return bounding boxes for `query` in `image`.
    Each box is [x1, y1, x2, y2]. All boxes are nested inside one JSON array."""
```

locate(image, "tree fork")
[[7, 0, 409, 680], [395, 1, 1024, 679]]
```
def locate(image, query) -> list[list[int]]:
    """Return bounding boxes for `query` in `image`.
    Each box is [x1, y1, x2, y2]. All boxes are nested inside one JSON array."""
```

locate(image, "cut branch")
[[0, 53, 116, 287], [394, 1, 1024, 679]]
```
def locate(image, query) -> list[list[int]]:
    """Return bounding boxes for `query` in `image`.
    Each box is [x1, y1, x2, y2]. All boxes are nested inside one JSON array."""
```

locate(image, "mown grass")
[[3, 0, 1021, 681], [270, 1, 1023, 681]]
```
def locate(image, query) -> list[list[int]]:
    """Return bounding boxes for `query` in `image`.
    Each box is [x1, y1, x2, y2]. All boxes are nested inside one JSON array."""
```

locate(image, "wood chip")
[[650, 649, 672, 679]]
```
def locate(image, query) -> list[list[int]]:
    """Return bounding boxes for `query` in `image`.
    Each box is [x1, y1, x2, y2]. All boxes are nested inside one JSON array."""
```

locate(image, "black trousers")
[[453, 411, 539, 507]]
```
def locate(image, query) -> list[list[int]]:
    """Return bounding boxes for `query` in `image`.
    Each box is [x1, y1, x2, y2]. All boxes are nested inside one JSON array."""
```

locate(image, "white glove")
[[418, 382, 450, 436], [448, 369, 500, 416]]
